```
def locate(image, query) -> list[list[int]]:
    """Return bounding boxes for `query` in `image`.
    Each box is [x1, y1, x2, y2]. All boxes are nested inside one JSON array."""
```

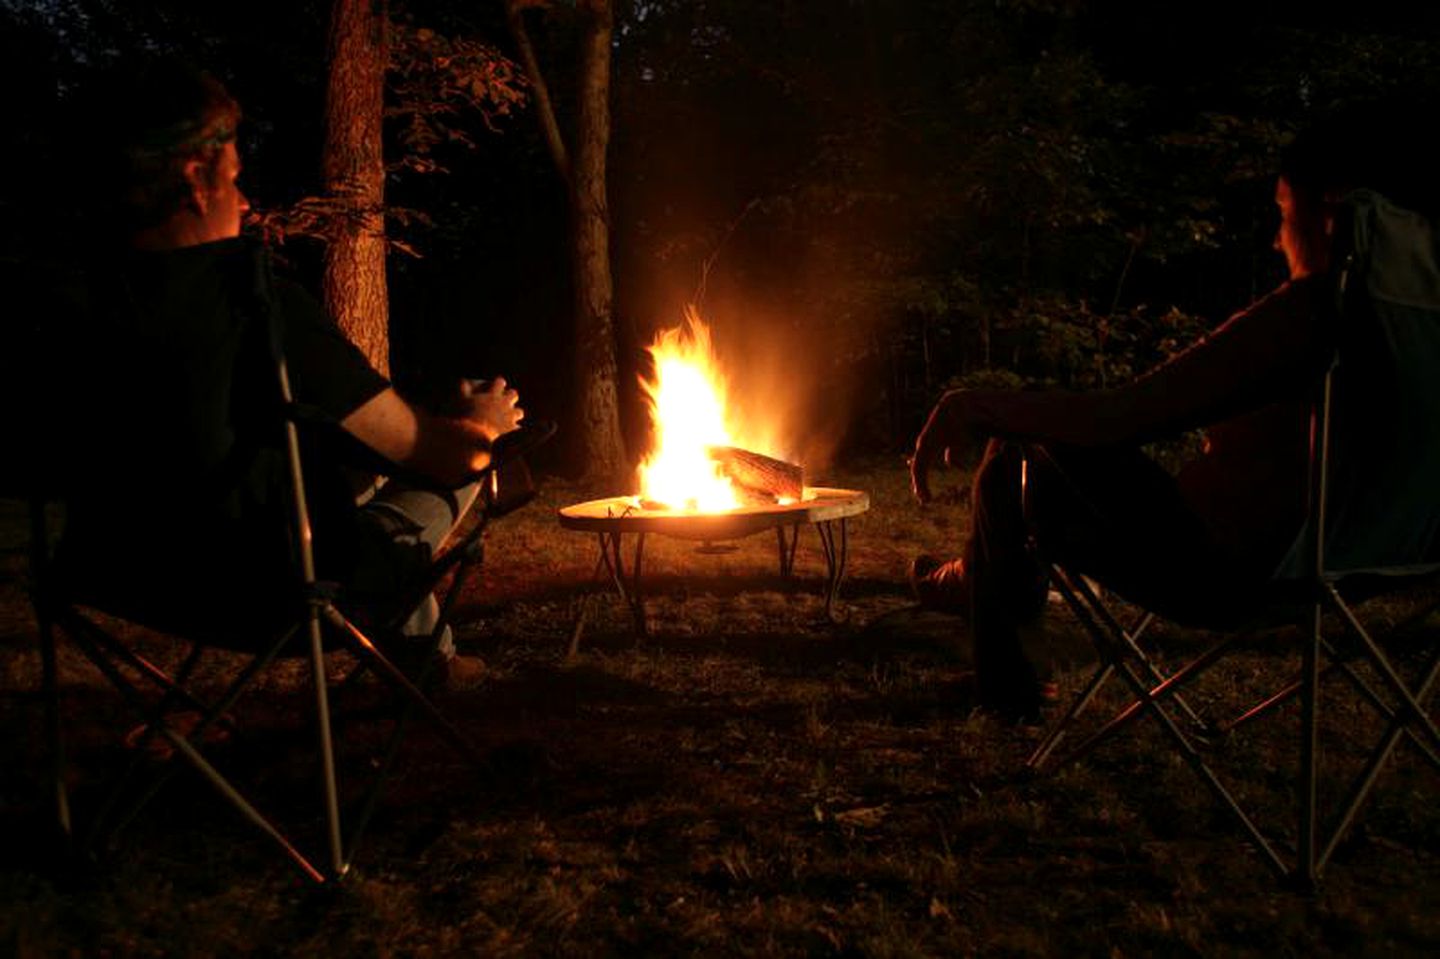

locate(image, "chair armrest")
[[473, 420, 557, 519]]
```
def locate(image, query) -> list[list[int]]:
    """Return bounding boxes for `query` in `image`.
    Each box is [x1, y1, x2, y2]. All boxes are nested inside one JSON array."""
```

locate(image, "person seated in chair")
[[908, 103, 1434, 721], [47, 61, 520, 685]]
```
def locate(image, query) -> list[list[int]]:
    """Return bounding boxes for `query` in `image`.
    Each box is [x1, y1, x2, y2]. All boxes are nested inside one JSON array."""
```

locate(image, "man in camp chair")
[[909, 103, 1435, 721], [49, 61, 521, 684]]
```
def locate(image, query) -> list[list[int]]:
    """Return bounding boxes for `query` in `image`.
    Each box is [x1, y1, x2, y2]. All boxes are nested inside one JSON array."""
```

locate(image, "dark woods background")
[[4, 0, 1440, 475]]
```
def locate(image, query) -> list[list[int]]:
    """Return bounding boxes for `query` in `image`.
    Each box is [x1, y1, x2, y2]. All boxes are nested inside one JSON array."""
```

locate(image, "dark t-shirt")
[[51, 238, 388, 623]]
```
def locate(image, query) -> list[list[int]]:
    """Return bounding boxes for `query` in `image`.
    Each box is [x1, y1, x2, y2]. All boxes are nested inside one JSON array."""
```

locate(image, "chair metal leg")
[[1050, 634, 1240, 772], [322, 605, 485, 768], [1060, 570, 1208, 732], [306, 603, 346, 881], [1110, 650, 1293, 879], [1294, 600, 1323, 888], [88, 642, 206, 849], [344, 549, 489, 859], [28, 499, 69, 839], [1027, 660, 1114, 770], [1319, 641, 1440, 871], [98, 623, 303, 846], [1328, 584, 1440, 754], [1033, 564, 1294, 874], [60, 616, 331, 882], [38, 601, 71, 839]]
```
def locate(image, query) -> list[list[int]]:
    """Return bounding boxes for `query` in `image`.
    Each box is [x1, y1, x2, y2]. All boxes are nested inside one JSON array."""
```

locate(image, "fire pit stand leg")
[[814, 518, 851, 622], [775, 524, 800, 577], [595, 529, 649, 636]]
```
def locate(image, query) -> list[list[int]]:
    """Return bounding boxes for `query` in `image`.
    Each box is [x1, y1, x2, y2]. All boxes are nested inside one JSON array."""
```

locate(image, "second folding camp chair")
[[25, 243, 555, 884], [1021, 189, 1440, 888]]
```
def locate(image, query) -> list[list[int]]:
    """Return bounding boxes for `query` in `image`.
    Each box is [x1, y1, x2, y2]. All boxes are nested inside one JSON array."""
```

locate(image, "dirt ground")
[[2, 457, 1438, 957]]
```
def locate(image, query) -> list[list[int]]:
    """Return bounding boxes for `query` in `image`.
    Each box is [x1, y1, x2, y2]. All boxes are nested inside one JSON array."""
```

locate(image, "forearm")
[[961, 388, 1129, 446], [341, 387, 491, 487], [968, 278, 1328, 448]]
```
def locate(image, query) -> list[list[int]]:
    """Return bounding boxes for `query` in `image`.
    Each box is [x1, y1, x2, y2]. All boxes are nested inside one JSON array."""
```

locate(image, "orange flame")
[[639, 308, 808, 511], [637, 309, 738, 510]]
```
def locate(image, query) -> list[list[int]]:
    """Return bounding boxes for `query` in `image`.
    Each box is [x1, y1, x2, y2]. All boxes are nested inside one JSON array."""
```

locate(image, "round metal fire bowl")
[[558, 487, 870, 541]]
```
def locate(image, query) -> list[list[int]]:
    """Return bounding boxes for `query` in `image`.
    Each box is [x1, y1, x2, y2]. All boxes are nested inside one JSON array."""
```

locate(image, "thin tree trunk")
[[570, 0, 626, 483], [506, 0, 627, 484], [505, 1, 570, 183], [323, 0, 390, 377]]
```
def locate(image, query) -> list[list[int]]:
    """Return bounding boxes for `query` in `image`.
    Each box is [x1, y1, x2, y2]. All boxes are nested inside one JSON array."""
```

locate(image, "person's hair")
[[80, 59, 242, 233], [1280, 97, 1436, 217]]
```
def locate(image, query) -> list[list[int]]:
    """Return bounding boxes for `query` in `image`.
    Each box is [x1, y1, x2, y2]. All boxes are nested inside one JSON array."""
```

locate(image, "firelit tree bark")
[[508, 0, 628, 484], [570, 0, 627, 483], [323, 0, 390, 377]]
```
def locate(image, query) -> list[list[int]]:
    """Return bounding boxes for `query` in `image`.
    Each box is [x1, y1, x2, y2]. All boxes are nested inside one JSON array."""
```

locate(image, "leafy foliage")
[[388, 17, 528, 171], [6, 1, 1440, 453], [610, 1, 1440, 451], [254, 13, 528, 256]]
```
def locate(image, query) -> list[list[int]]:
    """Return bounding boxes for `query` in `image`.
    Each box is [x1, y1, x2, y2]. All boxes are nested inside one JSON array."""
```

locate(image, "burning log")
[[707, 446, 804, 502]]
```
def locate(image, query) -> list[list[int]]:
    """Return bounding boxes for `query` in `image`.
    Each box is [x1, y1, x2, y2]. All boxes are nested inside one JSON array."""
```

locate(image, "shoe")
[[439, 652, 488, 691], [908, 554, 968, 613], [374, 638, 486, 692]]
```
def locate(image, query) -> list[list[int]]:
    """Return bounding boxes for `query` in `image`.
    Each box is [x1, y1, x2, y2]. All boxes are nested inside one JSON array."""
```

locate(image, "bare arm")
[[341, 378, 524, 488], [911, 278, 1328, 503]]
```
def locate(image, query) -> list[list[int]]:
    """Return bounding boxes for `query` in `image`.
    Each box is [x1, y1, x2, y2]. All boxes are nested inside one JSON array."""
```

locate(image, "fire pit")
[[559, 487, 869, 634], [562, 310, 869, 636]]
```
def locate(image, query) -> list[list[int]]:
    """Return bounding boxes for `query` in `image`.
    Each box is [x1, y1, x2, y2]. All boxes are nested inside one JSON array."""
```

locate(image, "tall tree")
[[324, 0, 391, 376], [507, 0, 627, 484]]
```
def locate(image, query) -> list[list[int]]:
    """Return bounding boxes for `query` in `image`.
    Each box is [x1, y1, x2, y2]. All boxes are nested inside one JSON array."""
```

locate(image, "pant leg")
[[964, 439, 1262, 709], [964, 440, 1051, 709], [1025, 443, 1270, 620], [348, 478, 481, 657]]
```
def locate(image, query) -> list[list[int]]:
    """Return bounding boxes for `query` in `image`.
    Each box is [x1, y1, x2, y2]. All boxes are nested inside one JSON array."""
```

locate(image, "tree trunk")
[[570, 0, 627, 483], [323, 0, 390, 377], [507, 0, 627, 485]]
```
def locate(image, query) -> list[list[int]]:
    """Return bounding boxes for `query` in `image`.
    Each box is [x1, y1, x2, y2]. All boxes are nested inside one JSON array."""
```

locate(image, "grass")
[[1, 457, 1438, 957]]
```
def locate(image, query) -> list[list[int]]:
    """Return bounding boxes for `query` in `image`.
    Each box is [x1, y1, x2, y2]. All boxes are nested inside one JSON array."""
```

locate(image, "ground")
[[1, 458, 1437, 957]]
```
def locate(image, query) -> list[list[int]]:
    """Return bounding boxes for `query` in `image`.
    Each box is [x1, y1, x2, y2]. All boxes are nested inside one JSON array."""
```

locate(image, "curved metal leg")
[[814, 518, 850, 622], [38, 603, 70, 839], [775, 524, 800, 578], [597, 529, 649, 636]]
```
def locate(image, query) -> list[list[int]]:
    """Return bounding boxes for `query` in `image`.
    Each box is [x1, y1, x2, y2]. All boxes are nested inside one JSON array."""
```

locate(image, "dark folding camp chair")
[[24, 245, 555, 884], [1022, 189, 1440, 887]]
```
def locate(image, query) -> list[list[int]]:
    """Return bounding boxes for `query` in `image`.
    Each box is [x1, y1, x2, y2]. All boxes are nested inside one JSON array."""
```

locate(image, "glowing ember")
[[637, 309, 785, 511]]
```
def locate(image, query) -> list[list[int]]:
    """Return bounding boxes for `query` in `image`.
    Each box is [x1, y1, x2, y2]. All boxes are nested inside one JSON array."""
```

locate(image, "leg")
[[349, 477, 482, 659], [965, 440, 1051, 714], [965, 439, 1246, 716]]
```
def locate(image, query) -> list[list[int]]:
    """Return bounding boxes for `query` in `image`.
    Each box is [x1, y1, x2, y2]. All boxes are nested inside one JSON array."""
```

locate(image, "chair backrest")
[[49, 240, 310, 637], [1279, 190, 1440, 579]]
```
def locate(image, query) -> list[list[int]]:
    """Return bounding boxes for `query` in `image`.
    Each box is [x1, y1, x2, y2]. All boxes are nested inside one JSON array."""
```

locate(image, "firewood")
[[707, 446, 804, 501]]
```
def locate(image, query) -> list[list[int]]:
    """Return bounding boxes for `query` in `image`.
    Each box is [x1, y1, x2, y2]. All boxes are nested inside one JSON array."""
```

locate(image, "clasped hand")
[[459, 377, 525, 442]]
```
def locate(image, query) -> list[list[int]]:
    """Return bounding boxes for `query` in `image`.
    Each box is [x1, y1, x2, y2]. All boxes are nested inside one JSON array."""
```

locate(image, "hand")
[[458, 376, 524, 442], [910, 390, 977, 505]]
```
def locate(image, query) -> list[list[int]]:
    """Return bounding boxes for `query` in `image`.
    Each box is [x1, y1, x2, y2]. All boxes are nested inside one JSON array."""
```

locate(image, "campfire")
[[634, 309, 806, 513], [558, 308, 869, 636]]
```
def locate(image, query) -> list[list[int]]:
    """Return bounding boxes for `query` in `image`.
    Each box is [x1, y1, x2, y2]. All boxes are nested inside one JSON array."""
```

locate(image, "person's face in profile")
[[188, 140, 249, 243], [1274, 176, 1328, 280]]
